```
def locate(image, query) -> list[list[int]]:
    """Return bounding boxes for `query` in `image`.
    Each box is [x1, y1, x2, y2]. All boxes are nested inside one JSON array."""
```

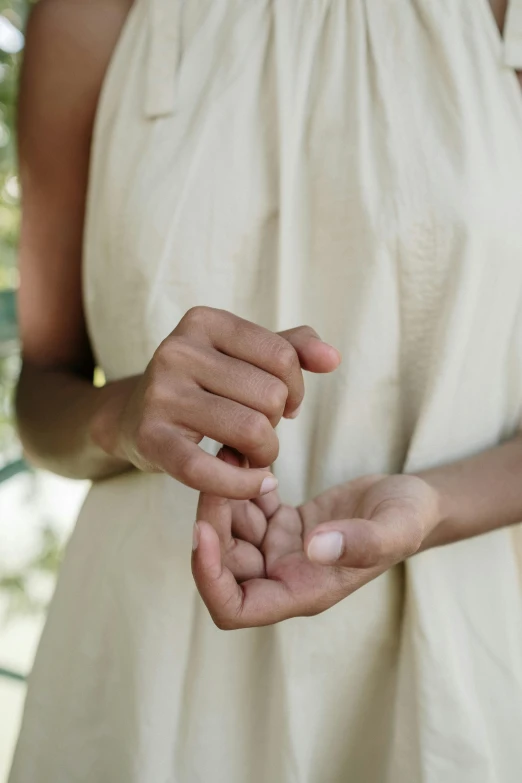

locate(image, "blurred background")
[[0, 2, 88, 778]]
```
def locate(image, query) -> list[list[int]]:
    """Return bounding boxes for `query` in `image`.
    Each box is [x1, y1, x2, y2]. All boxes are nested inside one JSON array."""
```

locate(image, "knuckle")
[[264, 379, 288, 414], [155, 336, 198, 369], [272, 341, 299, 376], [179, 305, 214, 330], [141, 381, 168, 412], [151, 339, 172, 374], [238, 412, 272, 451]]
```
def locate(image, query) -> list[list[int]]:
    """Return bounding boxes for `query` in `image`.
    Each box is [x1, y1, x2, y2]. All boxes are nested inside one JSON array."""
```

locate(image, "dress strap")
[[144, 0, 182, 118], [504, 0, 522, 69]]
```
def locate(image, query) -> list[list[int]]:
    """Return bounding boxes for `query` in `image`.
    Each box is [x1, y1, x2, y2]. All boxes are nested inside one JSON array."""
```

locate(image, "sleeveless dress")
[[10, 1, 522, 781]]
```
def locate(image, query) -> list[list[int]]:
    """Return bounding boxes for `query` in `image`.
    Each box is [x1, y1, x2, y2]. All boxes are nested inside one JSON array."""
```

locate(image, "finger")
[[230, 500, 268, 546], [177, 308, 303, 415], [197, 448, 266, 580], [155, 429, 278, 499], [220, 446, 272, 546], [180, 308, 313, 418], [304, 519, 379, 568], [277, 325, 341, 377], [251, 486, 283, 521], [236, 578, 299, 627], [177, 308, 341, 418], [192, 347, 289, 427], [221, 447, 283, 522], [202, 497, 266, 580], [219, 447, 272, 545], [220, 447, 266, 545], [222, 539, 266, 581], [304, 506, 422, 570], [213, 317, 305, 417], [192, 521, 245, 627], [196, 469, 233, 547], [262, 504, 304, 567], [193, 525, 296, 628], [180, 388, 279, 468]]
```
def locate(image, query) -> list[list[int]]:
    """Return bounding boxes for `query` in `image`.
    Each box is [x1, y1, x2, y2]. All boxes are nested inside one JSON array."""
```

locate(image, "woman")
[[9, 0, 522, 780]]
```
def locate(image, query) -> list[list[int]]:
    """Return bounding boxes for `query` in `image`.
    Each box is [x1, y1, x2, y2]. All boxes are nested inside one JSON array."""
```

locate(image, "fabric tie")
[[144, 0, 181, 118], [504, 0, 522, 69]]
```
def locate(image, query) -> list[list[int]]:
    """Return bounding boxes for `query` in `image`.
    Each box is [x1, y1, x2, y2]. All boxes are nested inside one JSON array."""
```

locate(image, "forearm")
[[418, 433, 522, 549], [15, 361, 134, 481]]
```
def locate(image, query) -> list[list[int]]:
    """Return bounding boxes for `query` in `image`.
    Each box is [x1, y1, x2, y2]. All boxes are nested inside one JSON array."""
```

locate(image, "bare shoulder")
[[20, 0, 133, 145], [26, 0, 133, 45], [17, 0, 133, 370], [24, 0, 133, 67]]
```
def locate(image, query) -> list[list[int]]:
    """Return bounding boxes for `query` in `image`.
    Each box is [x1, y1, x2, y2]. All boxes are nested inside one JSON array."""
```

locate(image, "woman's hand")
[[192, 448, 440, 628], [91, 307, 341, 498]]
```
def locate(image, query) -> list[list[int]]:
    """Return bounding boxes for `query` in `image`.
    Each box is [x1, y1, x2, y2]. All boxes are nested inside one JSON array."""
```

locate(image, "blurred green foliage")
[[0, 0, 34, 289], [0, 522, 62, 617], [0, 1, 31, 459], [0, 2, 91, 633], [0, 3, 63, 621]]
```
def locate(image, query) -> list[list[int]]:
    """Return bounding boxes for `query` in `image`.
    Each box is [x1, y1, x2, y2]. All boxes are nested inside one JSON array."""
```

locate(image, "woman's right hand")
[[91, 306, 341, 498]]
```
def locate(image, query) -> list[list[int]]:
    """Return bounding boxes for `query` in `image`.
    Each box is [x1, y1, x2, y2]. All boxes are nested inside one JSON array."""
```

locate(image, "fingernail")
[[192, 522, 200, 551], [307, 532, 344, 564], [260, 475, 279, 495], [286, 403, 302, 420]]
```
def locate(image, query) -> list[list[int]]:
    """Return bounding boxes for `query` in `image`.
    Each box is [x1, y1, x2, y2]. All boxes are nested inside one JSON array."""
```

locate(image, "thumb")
[[304, 494, 424, 569], [303, 517, 397, 570], [277, 325, 341, 375], [304, 519, 382, 568]]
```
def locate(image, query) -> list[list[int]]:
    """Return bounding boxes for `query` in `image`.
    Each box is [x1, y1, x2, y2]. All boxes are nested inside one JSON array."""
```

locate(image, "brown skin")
[[15, 0, 340, 499], [492, 0, 508, 29], [192, 0, 522, 628], [16, 1, 522, 626], [491, 0, 522, 86], [194, 437, 522, 629]]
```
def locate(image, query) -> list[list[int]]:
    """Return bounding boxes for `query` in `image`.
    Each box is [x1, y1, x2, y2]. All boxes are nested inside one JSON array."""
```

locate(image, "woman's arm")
[[191, 436, 522, 628], [297, 435, 522, 567], [16, 0, 134, 480], [15, 1, 341, 492], [419, 433, 522, 549]]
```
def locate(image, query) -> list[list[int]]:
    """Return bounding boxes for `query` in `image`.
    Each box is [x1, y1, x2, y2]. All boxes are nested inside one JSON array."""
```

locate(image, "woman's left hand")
[[192, 447, 441, 629]]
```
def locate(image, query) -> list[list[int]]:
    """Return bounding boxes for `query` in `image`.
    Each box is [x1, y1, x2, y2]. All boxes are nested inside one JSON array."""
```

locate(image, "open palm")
[[192, 448, 440, 629]]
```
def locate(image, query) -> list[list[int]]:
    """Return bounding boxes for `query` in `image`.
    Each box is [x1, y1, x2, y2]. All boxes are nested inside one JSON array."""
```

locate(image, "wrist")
[[90, 376, 138, 460], [415, 470, 454, 551]]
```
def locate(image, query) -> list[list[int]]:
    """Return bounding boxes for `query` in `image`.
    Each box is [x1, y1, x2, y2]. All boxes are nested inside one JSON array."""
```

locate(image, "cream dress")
[[10, 1, 522, 781]]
